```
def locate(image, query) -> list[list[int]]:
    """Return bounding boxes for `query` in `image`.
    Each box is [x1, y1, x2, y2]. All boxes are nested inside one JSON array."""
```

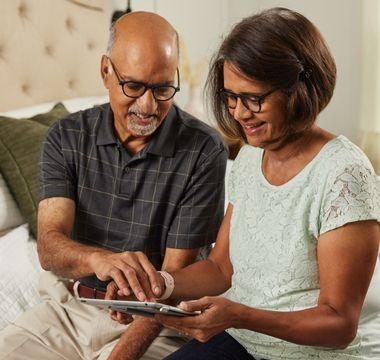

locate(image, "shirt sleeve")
[[166, 146, 228, 249], [38, 121, 77, 202], [319, 161, 380, 235]]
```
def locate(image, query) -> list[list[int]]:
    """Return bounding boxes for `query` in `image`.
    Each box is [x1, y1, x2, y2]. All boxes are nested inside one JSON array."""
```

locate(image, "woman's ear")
[[100, 55, 111, 89]]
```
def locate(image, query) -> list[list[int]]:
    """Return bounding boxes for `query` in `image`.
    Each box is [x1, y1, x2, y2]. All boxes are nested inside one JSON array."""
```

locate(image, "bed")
[[0, 0, 112, 329], [0, 0, 234, 331], [0, 0, 378, 341]]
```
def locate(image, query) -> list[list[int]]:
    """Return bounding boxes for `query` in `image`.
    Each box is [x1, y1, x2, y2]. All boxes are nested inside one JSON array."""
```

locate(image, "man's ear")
[[100, 55, 111, 89]]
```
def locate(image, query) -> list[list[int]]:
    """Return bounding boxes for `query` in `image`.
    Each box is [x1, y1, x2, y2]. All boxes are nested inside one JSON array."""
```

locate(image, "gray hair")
[[106, 21, 117, 56]]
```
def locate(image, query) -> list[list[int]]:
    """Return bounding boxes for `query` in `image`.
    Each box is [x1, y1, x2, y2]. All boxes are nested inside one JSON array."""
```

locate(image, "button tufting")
[[68, 79, 76, 89], [18, 3, 28, 18], [87, 41, 95, 50], [45, 45, 54, 56], [65, 17, 75, 31], [21, 84, 30, 94]]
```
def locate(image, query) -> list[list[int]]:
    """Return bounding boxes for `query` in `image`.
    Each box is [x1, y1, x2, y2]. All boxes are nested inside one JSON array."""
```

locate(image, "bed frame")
[[0, 0, 110, 112]]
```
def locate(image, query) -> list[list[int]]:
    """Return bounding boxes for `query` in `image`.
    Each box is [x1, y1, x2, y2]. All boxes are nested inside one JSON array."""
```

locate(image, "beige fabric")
[[358, 131, 380, 174], [0, 271, 187, 360], [0, 0, 109, 112], [358, 0, 380, 174]]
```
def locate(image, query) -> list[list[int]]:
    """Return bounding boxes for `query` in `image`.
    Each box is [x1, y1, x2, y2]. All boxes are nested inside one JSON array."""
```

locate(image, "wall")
[[113, 0, 361, 142]]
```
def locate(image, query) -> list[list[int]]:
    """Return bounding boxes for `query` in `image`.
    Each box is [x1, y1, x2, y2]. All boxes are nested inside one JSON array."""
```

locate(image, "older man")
[[0, 12, 227, 360]]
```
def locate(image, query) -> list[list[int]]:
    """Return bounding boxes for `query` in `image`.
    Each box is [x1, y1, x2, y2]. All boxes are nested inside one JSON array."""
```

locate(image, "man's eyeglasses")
[[219, 88, 276, 113], [108, 57, 180, 101]]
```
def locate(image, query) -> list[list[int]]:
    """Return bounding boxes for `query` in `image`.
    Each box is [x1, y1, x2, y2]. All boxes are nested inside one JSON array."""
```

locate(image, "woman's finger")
[[178, 297, 213, 312]]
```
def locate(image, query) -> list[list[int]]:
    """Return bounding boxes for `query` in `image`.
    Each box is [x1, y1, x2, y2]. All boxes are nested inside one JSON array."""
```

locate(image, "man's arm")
[[38, 197, 103, 277], [107, 247, 200, 360], [37, 197, 163, 300], [106, 145, 228, 360]]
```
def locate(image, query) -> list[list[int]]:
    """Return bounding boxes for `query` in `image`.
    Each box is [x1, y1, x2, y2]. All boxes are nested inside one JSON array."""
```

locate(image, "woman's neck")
[[261, 127, 335, 185]]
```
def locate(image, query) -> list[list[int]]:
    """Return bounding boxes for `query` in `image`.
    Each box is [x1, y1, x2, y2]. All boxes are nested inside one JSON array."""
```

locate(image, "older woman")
[[150, 7, 380, 360]]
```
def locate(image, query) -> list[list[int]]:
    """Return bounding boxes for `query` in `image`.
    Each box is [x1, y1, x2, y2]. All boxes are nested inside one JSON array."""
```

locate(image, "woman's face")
[[223, 61, 287, 148]]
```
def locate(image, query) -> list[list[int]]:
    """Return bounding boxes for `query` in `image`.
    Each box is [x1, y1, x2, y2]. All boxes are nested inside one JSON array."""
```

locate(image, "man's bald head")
[[107, 12, 179, 62], [101, 12, 180, 144]]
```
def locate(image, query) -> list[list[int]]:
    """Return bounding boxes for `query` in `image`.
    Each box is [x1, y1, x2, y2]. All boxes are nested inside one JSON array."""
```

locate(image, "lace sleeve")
[[319, 163, 380, 235]]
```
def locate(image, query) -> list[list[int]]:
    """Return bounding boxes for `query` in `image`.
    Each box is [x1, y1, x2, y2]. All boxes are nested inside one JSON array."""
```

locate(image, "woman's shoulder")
[[317, 136, 380, 234], [317, 135, 376, 176]]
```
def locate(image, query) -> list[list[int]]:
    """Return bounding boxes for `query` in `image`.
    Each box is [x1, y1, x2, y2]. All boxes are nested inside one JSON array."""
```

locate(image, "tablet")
[[79, 298, 201, 317]]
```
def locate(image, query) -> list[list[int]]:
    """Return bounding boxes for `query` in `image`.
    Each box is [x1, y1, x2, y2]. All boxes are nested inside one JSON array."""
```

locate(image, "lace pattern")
[[225, 136, 380, 359]]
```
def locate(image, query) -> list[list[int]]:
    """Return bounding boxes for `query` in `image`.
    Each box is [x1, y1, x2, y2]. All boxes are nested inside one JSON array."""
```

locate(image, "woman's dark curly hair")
[[206, 7, 337, 145]]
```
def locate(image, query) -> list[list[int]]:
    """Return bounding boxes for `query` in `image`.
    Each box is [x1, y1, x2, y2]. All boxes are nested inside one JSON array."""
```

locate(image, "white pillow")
[[0, 224, 41, 330], [0, 95, 108, 118], [0, 173, 24, 233]]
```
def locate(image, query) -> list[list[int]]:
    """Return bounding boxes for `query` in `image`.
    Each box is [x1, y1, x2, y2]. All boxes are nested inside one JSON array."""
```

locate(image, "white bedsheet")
[[0, 225, 41, 330]]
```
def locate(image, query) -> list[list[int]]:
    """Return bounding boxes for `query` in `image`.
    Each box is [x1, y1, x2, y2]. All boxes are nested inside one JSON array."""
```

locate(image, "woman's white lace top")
[[226, 135, 380, 359]]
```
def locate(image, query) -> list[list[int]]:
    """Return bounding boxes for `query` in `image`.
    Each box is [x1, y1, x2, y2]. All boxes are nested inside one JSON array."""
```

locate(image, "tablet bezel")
[[78, 298, 200, 317]]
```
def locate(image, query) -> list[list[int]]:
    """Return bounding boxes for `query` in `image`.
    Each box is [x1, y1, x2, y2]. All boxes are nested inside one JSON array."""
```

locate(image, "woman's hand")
[[155, 296, 241, 343]]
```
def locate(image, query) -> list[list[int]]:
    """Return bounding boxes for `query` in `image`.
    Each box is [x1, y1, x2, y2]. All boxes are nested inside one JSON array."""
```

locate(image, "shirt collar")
[[96, 103, 118, 146], [96, 103, 179, 158], [146, 105, 178, 157]]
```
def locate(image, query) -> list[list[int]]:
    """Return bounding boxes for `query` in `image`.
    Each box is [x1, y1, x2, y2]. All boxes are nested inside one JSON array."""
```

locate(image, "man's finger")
[[137, 252, 163, 297], [117, 311, 134, 324], [105, 281, 118, 300], [120, 255, 156, 301], [135, 269, 157, 301], [116, 264, 147, 301], [110, 268, 132, 296]]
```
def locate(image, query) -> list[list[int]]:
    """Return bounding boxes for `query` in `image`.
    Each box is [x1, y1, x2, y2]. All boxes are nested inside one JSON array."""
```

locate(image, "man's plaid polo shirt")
[[38, 103, 228, 289]]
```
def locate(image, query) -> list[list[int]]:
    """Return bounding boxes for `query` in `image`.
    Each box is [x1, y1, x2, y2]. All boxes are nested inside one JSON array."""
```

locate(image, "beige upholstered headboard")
[[0, 0, 111, 112]]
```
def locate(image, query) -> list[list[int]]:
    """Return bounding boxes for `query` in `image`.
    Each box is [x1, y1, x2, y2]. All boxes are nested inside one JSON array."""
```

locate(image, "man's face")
[[101, 43, 178, 140]]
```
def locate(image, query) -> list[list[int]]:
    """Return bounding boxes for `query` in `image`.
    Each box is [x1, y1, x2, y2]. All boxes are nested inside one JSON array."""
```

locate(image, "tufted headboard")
[[0, 0, 111, 112]]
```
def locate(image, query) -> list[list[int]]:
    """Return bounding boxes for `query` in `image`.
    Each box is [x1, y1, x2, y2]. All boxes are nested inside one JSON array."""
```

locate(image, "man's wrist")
[[110, 317, 162, 360], [87, 251, 101, 272], [87, 249, 111, 272]]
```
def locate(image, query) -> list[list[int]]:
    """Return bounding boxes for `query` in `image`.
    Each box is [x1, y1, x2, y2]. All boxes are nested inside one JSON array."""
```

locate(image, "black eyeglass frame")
[[108, 57, 180, 101], [219, 88, 277, 113]]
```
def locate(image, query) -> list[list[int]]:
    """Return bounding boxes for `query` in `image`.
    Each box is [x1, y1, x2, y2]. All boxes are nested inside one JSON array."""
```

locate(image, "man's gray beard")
[[126, 116, 159, 137]]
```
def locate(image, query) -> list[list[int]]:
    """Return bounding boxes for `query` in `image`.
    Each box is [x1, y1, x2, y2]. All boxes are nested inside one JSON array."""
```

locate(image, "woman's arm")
[[168, 204, 234, 300], [235, 220, 379, 348], [158, 220, 379, 348]]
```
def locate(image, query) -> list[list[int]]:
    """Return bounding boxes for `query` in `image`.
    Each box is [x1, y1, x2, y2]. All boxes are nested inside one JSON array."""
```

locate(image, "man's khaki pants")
[[0, 271, 187, 360]]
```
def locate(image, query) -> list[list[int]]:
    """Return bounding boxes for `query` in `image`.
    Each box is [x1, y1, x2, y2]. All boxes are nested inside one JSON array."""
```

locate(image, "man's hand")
[[105, 281, 134, 325], [88, 251, 164, 301]]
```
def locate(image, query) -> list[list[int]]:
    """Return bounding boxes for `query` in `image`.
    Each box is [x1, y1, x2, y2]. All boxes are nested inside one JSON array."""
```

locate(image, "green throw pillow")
[[0, 103, 70, 237]]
